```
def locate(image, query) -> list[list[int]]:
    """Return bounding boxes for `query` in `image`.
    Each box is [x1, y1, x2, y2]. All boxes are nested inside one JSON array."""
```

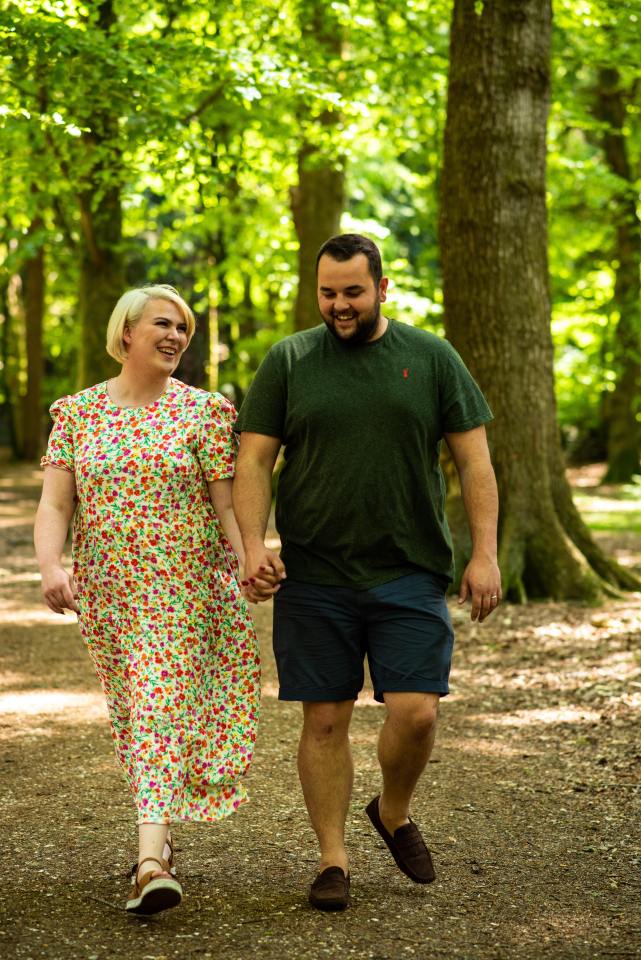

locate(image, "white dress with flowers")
[[42, 378, 260, 823]]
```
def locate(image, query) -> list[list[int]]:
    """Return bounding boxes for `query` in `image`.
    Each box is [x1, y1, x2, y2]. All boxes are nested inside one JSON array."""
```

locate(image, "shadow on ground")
[[1, 462, 640, 959]]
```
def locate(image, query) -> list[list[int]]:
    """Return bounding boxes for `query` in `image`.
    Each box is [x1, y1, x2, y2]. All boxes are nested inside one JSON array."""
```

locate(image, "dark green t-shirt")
[[234, 319, 492, 588]]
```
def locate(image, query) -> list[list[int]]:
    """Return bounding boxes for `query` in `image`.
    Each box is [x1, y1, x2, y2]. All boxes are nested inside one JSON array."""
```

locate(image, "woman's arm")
[[34, 466, 80, 614], [208, 478, 246, 565]]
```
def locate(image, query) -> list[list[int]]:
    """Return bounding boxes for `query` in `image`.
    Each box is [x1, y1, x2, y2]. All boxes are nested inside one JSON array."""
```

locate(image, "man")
[[233, 233, 501, 911]]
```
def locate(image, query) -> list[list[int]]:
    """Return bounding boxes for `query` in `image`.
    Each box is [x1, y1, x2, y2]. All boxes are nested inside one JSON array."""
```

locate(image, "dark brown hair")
[[315, 233, 383, 286]]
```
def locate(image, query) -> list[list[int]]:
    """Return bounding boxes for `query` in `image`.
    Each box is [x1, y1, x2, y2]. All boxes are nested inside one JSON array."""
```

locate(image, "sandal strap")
[[134, 857, 172, 896], [138, 856, 170, 873], [130, 842, 175, 882], [164, 835, 174, 867]]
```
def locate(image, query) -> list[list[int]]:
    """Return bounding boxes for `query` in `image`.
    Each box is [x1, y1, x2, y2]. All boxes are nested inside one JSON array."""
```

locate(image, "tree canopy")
[[1, 0, 640, 597]]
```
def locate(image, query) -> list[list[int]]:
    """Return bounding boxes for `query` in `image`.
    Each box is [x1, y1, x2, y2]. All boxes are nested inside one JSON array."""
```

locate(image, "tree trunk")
[[291, 0, 345, 331], [0, 276, 19, 457], [77, 185, 124, 389], [173, 285, 210, 390], [291, 144, 345, 330], [439, 0, 638, 601], [593, 68, 641, 483], [77, 0, 122, 389], [21, 217, 45, 459]]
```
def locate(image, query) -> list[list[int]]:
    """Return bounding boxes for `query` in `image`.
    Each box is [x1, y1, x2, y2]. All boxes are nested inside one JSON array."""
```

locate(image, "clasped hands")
[[240, 545, 286, 603], [239, 547, 502, 619]]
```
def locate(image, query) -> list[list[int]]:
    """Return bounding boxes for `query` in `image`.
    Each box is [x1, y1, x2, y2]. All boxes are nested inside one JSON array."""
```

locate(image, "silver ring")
[[490, 595, 498, 600]]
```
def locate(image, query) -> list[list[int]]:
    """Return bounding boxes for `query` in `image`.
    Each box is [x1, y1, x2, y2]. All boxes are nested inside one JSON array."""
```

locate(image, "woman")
[[34, 285, 261, 915]]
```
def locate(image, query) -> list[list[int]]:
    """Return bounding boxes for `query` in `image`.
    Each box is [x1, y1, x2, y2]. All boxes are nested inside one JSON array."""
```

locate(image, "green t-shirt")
[[234, 319, 493, 588]]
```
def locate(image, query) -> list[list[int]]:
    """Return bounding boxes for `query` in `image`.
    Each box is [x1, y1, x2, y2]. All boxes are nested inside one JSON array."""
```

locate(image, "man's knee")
[[302, 700, 354, 740], [384, 693, 439, 741]]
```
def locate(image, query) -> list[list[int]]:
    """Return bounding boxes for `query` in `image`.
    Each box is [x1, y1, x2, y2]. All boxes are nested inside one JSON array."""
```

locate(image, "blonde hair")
[[106, 285, 196, 363]]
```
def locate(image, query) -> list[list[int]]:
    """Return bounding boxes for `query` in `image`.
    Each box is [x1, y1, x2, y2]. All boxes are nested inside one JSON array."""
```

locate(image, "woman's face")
[[123, 298, 190, 373]]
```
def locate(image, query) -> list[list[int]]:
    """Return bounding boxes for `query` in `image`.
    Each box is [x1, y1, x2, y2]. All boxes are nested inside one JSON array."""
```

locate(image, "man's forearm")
[[458, 459, 499, 559], [232, 459, 273, 550]]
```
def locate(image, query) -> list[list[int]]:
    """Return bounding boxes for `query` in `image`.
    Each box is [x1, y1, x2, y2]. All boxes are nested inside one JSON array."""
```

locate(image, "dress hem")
[[135, 789, 250, 825]]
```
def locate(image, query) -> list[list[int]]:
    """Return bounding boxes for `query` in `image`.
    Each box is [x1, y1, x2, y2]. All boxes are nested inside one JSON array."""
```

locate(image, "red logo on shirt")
[[402, 368, 409, 379]]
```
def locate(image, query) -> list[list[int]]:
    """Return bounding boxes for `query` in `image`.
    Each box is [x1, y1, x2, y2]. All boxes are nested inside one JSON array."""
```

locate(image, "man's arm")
[[444, 425, 501, 622], [233, 431, 286, 602]]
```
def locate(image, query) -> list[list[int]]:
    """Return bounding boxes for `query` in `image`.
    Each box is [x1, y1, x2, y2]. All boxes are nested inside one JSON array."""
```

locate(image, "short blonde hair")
[[106, 284, 196, 363]]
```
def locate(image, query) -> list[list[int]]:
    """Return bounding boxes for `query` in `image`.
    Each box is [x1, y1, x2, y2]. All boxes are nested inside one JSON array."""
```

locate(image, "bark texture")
[[291, 143, 345, 330], [291, 0, 345, 331], [77, 0, 122, 389], [594, 68, 641, 483], [21, 218, 44, 460], [439, 0, 638, 600]]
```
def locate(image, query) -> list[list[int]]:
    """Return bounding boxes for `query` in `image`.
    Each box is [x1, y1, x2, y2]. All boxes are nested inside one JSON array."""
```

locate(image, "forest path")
[[1, 461, 640, 960]]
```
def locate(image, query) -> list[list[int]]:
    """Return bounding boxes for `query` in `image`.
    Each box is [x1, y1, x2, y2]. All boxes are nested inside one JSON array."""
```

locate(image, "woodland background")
[[1, 0, 641, 603]]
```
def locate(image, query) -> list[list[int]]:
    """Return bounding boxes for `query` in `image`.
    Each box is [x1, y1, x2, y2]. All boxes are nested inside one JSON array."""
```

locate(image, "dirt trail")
[[1, 461, 640, 960]]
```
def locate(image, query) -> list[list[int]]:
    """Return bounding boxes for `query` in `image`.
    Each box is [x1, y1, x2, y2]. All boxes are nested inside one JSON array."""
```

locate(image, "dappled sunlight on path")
[[1, 461, 640, 960]]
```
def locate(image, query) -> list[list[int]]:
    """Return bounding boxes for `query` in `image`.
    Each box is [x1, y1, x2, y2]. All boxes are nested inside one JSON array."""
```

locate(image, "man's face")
[[317, 253, 388, 344]]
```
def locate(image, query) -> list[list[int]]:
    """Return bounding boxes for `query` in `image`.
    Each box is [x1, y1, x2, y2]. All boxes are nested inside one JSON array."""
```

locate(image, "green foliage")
[[549, 0, 641, 448], [0, 0, 639, 456]]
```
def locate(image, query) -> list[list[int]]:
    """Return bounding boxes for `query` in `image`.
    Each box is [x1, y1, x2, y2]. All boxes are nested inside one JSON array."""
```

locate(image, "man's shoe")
[[365, 795, 435, 884], [308, 866, 350, 911]]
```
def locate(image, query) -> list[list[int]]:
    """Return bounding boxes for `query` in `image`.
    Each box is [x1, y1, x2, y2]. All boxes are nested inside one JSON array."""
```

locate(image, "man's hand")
[[458, 555, 502, 622], [241, 545, 286, 604], [41, 565, 80, 615]]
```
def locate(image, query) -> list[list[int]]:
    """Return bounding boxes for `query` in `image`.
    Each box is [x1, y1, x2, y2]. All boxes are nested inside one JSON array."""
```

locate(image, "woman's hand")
[[41, 564, 80, 615], [241, 545, 286, 603]]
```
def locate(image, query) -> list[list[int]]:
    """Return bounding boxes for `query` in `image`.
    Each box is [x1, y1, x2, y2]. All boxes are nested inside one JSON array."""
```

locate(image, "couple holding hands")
[[35, 234, 500, 916]]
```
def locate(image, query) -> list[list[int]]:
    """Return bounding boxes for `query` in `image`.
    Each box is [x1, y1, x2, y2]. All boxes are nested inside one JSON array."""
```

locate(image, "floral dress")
[[41, 378, 260, 824]]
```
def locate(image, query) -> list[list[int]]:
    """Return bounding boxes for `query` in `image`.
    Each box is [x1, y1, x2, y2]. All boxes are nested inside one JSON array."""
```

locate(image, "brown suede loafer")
[[308, 866, 350, 911], [366, 795, 435, 884]]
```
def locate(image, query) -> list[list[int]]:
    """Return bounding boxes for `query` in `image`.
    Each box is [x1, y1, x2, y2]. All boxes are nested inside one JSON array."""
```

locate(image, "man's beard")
[[324, 299, 381, 345]]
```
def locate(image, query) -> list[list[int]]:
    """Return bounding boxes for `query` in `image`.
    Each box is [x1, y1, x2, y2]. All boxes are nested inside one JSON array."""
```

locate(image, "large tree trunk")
[[593, 68, 641, 483], [439, 0, 638, 601], [291, 0, 345, 331], [21, 216, 45, 459], [77, 0, 122, 389]]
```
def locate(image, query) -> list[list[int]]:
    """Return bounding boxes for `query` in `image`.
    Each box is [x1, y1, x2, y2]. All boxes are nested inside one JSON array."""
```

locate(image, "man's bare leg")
[[377, 692, 439, 834], [297, 699, 355, 874]]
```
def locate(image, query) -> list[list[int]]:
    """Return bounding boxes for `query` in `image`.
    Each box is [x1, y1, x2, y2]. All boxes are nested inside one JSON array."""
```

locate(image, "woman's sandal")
[[125, 856, 183, 915], [129, 835, 177, 883]]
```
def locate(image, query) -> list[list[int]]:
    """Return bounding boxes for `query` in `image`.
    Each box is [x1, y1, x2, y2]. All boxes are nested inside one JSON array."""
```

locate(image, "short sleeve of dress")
[[197, 393, 239, 482], [40, 396, 75, 472]]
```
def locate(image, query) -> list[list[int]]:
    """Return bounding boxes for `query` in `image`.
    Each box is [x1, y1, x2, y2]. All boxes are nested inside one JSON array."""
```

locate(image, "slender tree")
[[439, 0, 638, 600], [593, 67, 641, 483], [291, 0, 345, 330], [76, 0, 123, 388], [21, 214, 45, 459]]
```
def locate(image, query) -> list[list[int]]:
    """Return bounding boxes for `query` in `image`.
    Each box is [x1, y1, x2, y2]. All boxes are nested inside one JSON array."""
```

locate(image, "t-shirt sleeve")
[[439, 340, 493, 433], [40, 396, 75, 472], [233, 346, 287, 438], [197, 393, 239, 482]]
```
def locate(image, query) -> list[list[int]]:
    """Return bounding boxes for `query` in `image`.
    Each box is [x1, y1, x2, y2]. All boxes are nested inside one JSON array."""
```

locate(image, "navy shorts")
[[272, 571, 454, 703]]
